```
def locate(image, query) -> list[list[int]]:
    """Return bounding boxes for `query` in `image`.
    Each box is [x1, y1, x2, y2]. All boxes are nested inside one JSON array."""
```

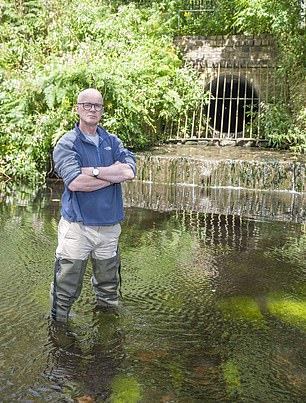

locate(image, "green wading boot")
[[91, 252, 121, 309], [50, 258, 88, 323]]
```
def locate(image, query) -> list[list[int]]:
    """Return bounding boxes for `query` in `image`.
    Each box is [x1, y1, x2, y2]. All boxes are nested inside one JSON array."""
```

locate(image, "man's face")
[[76, 91, 104, 127]]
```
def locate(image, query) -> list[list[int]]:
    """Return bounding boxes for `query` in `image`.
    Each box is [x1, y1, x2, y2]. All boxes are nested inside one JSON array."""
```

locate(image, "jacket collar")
[[74, 123, 109, 144]]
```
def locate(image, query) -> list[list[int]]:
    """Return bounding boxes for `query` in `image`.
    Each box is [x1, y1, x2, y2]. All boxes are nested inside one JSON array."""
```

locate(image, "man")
[[50, 88, 136, 324]]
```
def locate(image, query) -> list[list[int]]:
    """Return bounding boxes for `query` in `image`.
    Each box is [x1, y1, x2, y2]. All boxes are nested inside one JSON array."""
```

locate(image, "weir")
[[123, 145, 306, 223], [136, 145, 305, 193]]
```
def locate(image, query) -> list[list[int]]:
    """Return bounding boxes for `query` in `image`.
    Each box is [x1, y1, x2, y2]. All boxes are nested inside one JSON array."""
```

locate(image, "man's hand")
[[82, 162, 135, 183], [68, 162, 135, 192]]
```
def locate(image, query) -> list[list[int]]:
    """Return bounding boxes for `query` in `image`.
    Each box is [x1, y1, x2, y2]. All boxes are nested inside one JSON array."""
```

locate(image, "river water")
[[0, 181, 305, 402]]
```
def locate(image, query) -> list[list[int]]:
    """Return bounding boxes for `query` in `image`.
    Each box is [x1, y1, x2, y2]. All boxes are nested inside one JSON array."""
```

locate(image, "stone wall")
[[175, 34, 281, 101], [175, 34, 278, 68], [136, 145, 306, 193]]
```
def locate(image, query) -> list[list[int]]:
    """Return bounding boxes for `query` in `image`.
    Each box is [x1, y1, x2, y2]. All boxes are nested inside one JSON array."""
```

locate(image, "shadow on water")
[[0, 181, 305, 402]]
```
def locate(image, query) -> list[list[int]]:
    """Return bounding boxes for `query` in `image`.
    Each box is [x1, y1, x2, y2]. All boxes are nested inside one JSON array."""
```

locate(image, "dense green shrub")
[[0, 0, 201, 183], [0, 0, 304, 184], [257, 103, 306, 151]]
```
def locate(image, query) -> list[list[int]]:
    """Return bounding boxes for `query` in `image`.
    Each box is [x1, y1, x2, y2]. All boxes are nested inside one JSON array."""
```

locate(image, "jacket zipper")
[[97, 143, 102, 165]]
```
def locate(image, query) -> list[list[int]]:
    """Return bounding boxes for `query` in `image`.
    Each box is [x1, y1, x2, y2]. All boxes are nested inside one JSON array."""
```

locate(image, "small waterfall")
[[136, 146, 305, 193], [127, 146, 305, 222]]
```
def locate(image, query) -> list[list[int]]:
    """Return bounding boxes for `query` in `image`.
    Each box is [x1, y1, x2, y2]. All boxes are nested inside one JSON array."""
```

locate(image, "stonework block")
[[241, 45, 251, 53], [261, 39, 270, 46], [254, 38, 262, 46]]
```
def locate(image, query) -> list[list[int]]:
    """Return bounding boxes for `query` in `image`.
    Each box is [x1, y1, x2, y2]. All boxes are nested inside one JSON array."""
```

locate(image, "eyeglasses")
[[77, 102, 104, 111]]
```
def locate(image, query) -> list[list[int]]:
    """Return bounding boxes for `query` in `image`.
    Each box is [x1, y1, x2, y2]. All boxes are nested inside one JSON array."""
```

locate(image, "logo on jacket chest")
[[81, 144, 113, 166]]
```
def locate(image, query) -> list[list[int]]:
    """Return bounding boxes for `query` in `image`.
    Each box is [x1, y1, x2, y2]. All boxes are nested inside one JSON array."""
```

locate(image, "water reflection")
[[0, 183, 305, 402], [45, 311, 124, 401], [123, 180, 306, 223]]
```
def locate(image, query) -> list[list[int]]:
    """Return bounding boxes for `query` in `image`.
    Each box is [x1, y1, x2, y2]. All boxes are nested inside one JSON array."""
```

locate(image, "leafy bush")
[[257, 103, 306, 151], [0, 0, 201, 183], [0, 0, 305, 184]]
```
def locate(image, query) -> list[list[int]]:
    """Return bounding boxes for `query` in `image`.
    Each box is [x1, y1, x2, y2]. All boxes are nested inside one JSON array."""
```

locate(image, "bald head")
[[76, 88, 104, 133], [77, 88, 103, 103]]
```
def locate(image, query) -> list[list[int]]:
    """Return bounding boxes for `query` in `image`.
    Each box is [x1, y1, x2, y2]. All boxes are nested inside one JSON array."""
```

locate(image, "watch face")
[[92, 168, 99, 177]]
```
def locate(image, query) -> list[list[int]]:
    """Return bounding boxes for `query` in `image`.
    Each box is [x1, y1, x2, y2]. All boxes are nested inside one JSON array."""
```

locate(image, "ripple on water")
[[1, 194, 306, 402], [0, 215, 54, 399]]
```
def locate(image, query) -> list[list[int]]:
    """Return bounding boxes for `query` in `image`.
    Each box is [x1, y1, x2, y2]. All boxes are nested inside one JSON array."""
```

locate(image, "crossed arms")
[[68, 162, 135, 192]]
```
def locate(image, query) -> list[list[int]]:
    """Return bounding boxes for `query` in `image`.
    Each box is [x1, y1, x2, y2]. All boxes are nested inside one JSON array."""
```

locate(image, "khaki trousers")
[[50, 217, 122, 323], [56, 217, 121, 260]]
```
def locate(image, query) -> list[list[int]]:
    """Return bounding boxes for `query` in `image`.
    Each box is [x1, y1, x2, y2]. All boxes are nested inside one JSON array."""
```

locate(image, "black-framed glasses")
[[77, 102, 104, 111]]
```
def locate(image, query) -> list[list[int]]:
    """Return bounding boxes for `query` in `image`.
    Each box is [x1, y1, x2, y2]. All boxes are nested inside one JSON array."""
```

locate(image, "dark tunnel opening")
[[205, 75, 259, 134]]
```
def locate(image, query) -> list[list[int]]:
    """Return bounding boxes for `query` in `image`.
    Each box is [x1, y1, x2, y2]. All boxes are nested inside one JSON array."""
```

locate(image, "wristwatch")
[[92, 167, 100, 177]]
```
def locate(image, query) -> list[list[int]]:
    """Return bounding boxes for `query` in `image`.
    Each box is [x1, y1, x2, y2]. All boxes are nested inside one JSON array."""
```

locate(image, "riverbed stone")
[[220, 139, 236, 147]]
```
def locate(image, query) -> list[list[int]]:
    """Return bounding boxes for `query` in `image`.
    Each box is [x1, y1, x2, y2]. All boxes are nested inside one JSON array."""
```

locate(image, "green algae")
[[218, 295, 266, 327], [267, 293, 306, 331], [166, 361, 184, 391], [222, 359, 242, 398], [110, 375, 142, 403]]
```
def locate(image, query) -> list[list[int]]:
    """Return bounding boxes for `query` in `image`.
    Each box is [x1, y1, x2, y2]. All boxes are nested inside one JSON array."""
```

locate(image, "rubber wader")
[[91, 251, 121, 308], [50, 258, 88, 323], [50, 252, 121, 323]]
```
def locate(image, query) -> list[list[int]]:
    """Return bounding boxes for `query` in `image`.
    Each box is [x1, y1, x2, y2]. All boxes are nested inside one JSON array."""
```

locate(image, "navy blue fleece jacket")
[[53, 124, 136, 226]]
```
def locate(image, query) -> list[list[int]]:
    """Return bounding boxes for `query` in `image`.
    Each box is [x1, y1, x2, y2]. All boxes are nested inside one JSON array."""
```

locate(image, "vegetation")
[[0, 0, 305, 184], [110, 375, 142, 402], [0, 0, 201, 184], [222, 359, 241, 399], [218, 295, 266, 328], [267, 292, 306, 331]]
